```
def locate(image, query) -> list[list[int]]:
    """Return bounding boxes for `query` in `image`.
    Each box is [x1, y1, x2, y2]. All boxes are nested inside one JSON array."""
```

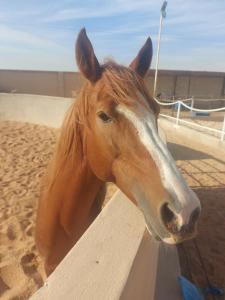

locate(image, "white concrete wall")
[[30, 192, 182, 300], [158, 118, 225, 160], [0, 93, 73, 128]]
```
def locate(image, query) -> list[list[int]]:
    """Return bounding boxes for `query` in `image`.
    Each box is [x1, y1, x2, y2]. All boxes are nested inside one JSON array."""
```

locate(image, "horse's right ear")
[[129, 37, 153, 78], [76, 28, 101, 83]]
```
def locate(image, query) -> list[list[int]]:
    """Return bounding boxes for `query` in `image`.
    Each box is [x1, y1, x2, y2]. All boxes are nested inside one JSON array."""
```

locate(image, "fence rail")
[[155, 97, 225, 142]]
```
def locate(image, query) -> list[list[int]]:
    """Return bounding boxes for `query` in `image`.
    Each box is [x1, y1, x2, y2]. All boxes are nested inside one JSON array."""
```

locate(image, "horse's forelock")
[[100, 62, 159, 114]]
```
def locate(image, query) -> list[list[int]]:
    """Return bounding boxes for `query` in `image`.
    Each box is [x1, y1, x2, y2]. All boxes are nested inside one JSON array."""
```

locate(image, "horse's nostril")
[[160, 203, 179, 234], [189, 207, 200, 226], [161, 204, 201, 236], [179, 208, 200, 235]]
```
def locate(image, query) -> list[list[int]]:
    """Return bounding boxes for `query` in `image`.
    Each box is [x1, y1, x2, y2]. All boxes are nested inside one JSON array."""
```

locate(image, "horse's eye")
[[97, 111, 112, 123]]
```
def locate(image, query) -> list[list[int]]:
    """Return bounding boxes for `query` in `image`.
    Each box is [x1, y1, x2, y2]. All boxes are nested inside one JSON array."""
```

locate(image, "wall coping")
[[30, 192, 181, 300]]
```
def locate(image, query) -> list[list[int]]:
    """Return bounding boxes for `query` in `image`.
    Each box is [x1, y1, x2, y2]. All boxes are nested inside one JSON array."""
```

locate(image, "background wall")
[[1, 69, 225, 100]]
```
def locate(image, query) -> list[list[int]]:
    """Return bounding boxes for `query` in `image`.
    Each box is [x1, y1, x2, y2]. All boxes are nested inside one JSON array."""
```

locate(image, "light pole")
[[153, 1, 168, 97]]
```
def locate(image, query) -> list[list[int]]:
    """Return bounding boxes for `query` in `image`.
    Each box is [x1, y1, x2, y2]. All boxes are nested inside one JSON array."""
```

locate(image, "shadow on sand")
[[167, 142, 212, 161]]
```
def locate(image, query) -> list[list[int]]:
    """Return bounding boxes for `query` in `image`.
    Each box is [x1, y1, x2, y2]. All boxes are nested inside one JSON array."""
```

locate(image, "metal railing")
[[155, 97, 225, 142]]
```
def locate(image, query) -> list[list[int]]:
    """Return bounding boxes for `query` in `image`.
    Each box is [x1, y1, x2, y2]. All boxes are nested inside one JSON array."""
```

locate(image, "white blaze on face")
[[117, 101, 200, 230]]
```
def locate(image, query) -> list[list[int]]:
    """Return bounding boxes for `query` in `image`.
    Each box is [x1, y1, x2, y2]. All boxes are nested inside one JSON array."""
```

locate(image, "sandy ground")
[[166, 136, 225, 300], [0, 121, 57, 299], [0, 120, 225, 299]]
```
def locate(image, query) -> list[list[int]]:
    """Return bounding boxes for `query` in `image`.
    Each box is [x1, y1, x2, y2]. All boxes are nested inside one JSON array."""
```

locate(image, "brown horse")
[[35, 28, 201, 276]]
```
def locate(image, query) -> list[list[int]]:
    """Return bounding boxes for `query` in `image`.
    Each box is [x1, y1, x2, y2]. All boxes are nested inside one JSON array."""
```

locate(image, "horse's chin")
[[146, 223, 198, 245], [146, 226, 197, 245]]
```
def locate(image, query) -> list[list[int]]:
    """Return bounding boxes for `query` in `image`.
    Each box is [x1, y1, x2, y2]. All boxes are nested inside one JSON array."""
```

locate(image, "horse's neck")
[[54, 157, 104, 237], [42, 152, 104, 244]]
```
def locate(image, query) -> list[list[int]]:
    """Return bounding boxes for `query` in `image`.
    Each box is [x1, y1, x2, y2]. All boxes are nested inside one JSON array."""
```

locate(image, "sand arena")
[[0, 94, 225, 299]]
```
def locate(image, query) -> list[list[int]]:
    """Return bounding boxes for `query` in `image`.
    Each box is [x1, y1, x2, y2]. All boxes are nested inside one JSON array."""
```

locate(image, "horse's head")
[[75, 28, 201, 244]]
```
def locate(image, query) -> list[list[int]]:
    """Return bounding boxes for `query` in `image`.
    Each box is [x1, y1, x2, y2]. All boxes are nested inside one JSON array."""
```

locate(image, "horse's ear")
[[129, 37, 153, 78], [76, 28, 101, 83]]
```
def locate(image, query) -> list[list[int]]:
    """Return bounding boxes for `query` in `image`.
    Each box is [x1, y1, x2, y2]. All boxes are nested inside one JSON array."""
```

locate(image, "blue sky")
[[0, 0, 225, 72]]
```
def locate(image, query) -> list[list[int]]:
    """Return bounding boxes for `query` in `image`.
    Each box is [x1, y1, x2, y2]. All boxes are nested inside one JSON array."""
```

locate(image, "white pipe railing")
[[155, 97, 225, 142], [154, 97, 193, 106], [221, 115, 225, 142], [176, 101, 181, 126]]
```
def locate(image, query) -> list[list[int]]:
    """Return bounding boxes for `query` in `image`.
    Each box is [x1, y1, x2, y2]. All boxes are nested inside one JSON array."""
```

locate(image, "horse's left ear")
[[76, 28, 101, 83], [129, 37, 153, 78]]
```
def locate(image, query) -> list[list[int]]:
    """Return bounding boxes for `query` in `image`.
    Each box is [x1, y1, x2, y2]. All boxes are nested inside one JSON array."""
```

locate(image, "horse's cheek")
[[86, 140, 113, 182]]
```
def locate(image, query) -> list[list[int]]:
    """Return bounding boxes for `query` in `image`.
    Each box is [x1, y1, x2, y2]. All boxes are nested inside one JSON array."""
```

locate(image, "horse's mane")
[[44, 61, 159, 192]]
